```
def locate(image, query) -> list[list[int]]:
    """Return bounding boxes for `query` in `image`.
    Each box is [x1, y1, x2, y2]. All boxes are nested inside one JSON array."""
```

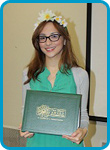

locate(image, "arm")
[[62, 67, 89, 144], [79, 69, 89, 130]]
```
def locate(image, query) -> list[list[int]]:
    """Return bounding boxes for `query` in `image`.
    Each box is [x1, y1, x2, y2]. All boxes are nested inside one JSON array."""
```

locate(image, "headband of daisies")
[[34, 9, 68, 30]]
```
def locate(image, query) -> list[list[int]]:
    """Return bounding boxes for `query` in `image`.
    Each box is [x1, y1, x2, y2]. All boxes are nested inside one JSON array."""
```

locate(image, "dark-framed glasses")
[[37, 33, 61, 43]]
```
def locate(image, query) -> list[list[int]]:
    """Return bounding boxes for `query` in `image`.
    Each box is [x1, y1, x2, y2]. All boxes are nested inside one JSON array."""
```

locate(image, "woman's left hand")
[[62, 128, 87, 144]]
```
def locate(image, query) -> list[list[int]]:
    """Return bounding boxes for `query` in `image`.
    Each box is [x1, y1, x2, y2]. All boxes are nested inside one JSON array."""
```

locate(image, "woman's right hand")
[[19, 123, 34, 138]]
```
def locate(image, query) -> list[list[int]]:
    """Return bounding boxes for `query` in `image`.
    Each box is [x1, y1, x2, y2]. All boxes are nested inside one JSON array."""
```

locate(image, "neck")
[[45, 56, 61, 72]]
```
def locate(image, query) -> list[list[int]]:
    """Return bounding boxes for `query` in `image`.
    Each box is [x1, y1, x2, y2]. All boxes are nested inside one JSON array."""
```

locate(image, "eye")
[[51, 34, 59, 39], [39, 36, 46, 40]]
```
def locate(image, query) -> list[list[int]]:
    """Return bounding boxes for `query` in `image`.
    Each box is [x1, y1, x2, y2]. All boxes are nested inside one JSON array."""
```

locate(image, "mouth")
[[45, 47, 56, 52]]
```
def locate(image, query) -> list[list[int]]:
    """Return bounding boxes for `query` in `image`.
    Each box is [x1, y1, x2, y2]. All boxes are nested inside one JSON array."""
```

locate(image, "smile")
[[45, 47, 56, 52]]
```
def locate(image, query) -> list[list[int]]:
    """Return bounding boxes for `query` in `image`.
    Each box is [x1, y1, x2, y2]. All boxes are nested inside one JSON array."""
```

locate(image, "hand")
[[62, 128, 87, 144], [19, 123, 34, 138]]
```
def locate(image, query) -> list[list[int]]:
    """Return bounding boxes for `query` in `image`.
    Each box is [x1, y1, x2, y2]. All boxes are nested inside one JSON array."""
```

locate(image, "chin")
[[44, 50, 63, 59], [46, 54, 57, 58]]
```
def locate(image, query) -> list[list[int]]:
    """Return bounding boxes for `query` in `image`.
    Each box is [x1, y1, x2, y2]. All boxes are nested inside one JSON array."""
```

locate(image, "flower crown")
[[34, 9, 68, 30]]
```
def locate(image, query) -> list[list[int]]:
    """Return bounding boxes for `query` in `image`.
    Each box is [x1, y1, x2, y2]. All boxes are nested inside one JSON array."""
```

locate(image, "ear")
[[64, 40, 66, 45]]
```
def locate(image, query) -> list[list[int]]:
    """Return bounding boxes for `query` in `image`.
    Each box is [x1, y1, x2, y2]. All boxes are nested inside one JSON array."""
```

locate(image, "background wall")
[[3, 2, 87, 129], [89, 3, 107, 118], [3, 3, 107, 147]]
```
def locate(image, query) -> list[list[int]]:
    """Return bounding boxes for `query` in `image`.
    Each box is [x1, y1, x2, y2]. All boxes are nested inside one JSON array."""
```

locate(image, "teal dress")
[[26, 67, 84, 147]]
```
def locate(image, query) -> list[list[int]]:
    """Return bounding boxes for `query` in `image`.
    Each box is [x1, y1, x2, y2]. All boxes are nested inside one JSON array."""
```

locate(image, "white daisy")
[[54, 16, 62, 23], [33, 9, 68, 30], [60, 19, 68, 27], [38, 9, 55, 22]]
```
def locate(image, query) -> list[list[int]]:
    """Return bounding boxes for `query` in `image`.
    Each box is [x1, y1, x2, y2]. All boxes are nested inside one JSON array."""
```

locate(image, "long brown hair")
[[24, 20, 79, 84]]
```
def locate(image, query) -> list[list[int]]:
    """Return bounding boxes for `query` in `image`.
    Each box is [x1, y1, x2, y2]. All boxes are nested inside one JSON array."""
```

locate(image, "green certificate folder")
[[22, 90, 81, 135]]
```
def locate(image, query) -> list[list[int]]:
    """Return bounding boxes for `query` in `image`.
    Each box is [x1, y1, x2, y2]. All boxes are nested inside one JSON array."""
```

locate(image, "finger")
[[20, 131, 29, 137], [24, 133, 34, 138], [72, 129, 86, 141], [73, 133, 82, 142], [78, 133, 85, 141], [72, 133, 84, 144], [62, 135, 78, 140], [62, 135, 75, 142], [62, 134, 82, 144], [62, 135, 70, 139], [28, 133, 34, 138], [71, 129, 80, 137]]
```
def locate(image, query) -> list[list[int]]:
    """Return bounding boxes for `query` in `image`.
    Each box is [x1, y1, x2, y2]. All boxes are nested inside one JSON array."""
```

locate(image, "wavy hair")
[[24, 20, 79, 84]]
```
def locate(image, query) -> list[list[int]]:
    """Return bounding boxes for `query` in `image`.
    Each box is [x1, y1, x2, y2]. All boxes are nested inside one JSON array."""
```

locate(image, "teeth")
[[47, 49, 53, 51], [46, 47, 55, 51]]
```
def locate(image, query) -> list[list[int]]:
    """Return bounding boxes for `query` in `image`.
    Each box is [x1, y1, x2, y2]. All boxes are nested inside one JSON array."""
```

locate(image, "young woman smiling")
[[19, 9, 89, 147]]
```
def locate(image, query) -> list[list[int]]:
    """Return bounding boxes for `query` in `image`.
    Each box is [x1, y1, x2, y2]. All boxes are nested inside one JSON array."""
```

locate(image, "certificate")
[[22, 90, 81, 135]]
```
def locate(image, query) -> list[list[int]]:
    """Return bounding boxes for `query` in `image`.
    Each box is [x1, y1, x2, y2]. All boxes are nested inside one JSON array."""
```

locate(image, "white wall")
[[89, 3, 107, 118]]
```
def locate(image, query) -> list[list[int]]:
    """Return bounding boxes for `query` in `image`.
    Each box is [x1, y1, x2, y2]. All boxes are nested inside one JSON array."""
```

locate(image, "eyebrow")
[[39, 32, 59, 36]]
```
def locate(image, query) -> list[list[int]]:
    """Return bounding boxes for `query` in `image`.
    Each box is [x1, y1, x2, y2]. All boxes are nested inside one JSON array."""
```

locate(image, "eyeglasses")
[[37, 33, 61, 43]]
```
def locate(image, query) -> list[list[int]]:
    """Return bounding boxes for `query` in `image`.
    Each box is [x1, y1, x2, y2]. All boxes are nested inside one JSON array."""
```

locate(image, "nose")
[[45, 38, 52, 46]]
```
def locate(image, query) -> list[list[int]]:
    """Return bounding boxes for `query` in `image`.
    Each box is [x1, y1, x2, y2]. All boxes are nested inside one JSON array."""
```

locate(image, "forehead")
[[40, 22, 59, 36]]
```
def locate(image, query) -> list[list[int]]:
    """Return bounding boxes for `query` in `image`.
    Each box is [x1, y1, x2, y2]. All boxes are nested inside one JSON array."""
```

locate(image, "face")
[[39, 22, 65, 59]]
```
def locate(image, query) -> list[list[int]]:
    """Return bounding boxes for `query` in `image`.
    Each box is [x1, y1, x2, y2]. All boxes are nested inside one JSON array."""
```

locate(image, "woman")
[[19, 9, 89, 147]]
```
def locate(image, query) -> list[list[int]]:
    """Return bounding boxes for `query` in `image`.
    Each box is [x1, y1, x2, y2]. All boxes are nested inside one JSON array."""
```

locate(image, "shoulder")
[[71, 67, 88, 77], [71, 67, 88, 75], [22, 68, 30, 89], [22, 68, 28, 82], [71, 67, 89, 84], [23, 68, 28, 76]]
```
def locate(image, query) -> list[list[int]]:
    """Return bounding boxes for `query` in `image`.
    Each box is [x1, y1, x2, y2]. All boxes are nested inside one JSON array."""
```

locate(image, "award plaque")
[[22, 90, 81, 135]]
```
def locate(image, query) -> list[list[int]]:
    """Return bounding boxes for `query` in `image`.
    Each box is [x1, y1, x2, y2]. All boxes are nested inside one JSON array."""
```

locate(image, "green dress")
[[26, 67, 84, 147]]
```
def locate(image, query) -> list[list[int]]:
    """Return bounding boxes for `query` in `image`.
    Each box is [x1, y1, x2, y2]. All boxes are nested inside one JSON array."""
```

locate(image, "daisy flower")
[[60, 19, 68, 27], [38, 9, 55, 22], [34, 9, 68, 30], [54, 16, 62, 23]]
